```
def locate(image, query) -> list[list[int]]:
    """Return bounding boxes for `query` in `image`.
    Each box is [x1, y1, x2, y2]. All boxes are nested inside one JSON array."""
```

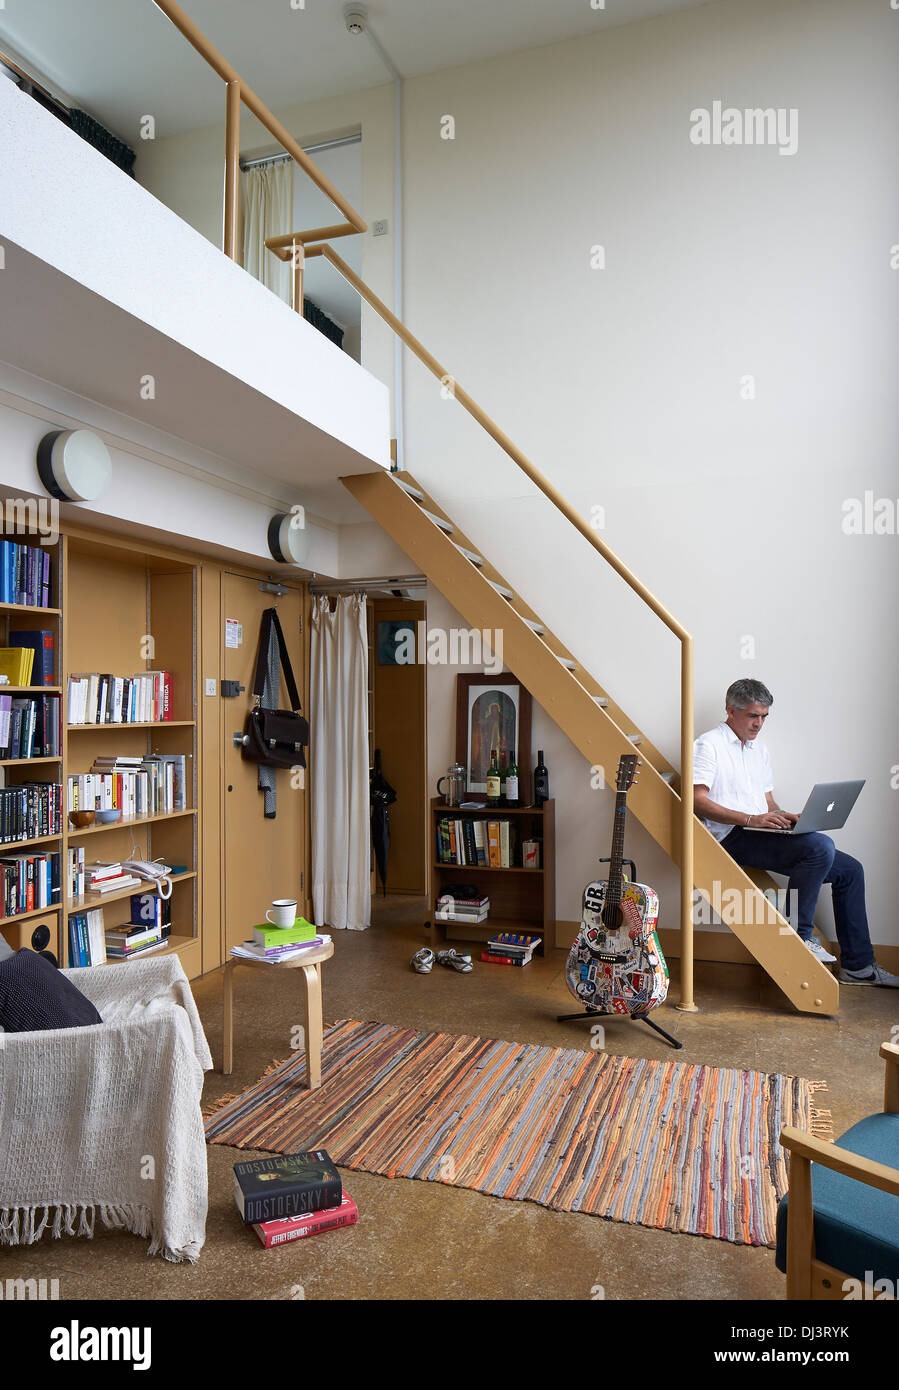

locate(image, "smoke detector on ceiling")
[[344, 5, 368, 35]]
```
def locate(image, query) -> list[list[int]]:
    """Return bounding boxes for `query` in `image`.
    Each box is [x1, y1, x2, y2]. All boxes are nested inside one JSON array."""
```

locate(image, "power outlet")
[[205, 678, 217, 697], [372, 219, 389, 236]]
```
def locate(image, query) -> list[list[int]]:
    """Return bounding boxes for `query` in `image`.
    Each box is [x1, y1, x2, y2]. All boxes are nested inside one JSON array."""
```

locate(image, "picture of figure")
[[469, 688, 517, 785]]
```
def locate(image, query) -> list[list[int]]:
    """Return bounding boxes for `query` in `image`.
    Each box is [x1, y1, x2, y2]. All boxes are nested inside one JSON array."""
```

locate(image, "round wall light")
[[267, 507, 309, 566], [37, 429, 112, 502]]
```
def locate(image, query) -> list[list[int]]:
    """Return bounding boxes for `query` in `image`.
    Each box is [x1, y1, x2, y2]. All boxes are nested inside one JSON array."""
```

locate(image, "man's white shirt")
[[693, 721, 775, 842]]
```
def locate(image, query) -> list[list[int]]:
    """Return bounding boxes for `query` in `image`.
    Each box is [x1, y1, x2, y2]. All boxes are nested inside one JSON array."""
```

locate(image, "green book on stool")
[[252, 917, 317, 949]]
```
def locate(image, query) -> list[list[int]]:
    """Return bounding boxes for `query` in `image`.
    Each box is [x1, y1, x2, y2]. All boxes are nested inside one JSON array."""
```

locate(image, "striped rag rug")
[[204, 1019, 830, 1246]]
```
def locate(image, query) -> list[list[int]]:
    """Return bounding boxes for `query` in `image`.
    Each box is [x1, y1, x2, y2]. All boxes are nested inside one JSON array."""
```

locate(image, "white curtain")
[[240, 160, 293, 305], [310, 594, 371, 931]]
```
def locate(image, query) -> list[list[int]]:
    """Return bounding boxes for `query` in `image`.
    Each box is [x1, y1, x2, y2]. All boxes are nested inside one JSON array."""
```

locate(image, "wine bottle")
[[486, 749, 501, 807], [505, 754, 519, 808], [533, 749, 549, 807]]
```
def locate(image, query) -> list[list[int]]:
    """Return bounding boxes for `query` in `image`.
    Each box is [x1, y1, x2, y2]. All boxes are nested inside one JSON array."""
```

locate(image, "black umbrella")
[[370, 748, 397, 896]]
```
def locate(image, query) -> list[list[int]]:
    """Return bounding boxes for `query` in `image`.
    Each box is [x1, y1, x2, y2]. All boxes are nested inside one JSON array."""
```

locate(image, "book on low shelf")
[[436, 815, 519, 868], [253, 1191, 359, 1247], [233, 1150, 342, 1225], [104, 921, 167, 958], [67, 907, 106, 966], [0, 849, 60, 916]]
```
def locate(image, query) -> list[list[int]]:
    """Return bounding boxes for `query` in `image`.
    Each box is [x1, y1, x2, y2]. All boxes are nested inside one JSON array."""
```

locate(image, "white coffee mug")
[[266, 899, 297, 928]]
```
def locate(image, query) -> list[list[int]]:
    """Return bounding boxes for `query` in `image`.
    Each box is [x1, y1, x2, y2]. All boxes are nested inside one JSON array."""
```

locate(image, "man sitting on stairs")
[[692, 678, 899, 987]]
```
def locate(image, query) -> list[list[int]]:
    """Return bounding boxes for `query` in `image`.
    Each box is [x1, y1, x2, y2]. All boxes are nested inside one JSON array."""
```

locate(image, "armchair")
[[777, 1042, 899, 1298], [0, 954, 212, 1263]]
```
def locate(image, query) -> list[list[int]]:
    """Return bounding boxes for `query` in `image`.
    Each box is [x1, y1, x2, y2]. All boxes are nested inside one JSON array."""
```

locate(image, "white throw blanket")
[[0, 955, 212, 1263]]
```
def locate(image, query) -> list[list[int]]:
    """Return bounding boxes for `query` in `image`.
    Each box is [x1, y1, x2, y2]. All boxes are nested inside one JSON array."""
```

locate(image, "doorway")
[[369, 597, 427, 898]]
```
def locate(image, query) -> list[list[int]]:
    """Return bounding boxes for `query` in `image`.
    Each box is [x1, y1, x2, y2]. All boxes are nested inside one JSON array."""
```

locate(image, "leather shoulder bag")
[[241, 607, 309, 769]]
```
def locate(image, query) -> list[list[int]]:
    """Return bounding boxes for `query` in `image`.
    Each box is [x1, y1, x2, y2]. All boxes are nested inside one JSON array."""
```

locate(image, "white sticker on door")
[[225, 618, 243, 649]]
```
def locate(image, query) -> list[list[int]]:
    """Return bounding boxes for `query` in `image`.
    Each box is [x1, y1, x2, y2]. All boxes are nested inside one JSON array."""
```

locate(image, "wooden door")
[[221, 574, 305, 955], [371, 598, 426, 895]]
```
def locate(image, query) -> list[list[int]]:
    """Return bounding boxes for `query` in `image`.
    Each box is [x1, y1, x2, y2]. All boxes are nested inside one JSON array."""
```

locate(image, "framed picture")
[[455, 674, 532, 801], [377, 620, 415, 666]]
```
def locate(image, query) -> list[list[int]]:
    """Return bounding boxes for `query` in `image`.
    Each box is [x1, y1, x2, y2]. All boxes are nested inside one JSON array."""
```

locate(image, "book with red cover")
[[252, 1191, 358, 1247], [481, 951, 529, 967]]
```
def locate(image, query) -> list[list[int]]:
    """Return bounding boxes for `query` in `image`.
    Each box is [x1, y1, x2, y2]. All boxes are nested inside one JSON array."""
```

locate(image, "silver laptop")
[[744, 780, 865, 834]]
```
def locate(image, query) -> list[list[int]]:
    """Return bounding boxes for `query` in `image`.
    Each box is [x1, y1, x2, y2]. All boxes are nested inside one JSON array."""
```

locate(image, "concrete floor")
[[2, 896, 895, 1301]]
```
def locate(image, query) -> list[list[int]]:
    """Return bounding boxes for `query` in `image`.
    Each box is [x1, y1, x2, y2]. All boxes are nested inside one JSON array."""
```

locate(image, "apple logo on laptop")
[[826, 801, 835, 813]]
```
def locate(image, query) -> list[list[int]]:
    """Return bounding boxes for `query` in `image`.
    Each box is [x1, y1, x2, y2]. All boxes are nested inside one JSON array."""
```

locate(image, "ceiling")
[[1, 0, 712, 141]]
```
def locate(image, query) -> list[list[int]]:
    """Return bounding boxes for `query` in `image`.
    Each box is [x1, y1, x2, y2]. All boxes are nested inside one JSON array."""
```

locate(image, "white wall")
[[137, 0, 899, 948]]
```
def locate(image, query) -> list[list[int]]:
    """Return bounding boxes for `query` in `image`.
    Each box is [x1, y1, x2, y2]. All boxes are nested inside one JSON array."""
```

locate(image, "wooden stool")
[[222, 939, 334, 1087]]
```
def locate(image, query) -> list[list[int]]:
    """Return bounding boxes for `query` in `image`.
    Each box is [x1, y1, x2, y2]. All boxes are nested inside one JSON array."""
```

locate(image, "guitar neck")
[[605, 789, 629, 907]]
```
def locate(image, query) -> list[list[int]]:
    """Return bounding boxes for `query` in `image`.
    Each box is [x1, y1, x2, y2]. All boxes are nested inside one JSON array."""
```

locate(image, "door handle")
[[233, 731, 248, 749]]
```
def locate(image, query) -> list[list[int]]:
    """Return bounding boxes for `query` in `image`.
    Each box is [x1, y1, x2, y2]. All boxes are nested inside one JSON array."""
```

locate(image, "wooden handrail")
[[152, 0, 367, 237], [281, 239, 698, 1008]]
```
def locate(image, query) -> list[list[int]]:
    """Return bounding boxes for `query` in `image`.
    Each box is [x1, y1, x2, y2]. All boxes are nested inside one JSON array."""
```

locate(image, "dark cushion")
[[776, 1113, 899, 1282], [0, 950, 102, 1032]]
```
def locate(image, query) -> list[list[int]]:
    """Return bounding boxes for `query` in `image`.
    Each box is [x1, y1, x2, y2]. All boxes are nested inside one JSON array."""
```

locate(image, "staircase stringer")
[[342, 470, 838, 1014]]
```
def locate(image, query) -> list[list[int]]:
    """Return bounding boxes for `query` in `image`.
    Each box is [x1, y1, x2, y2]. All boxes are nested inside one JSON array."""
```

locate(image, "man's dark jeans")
[[721, 828, 873, 973]]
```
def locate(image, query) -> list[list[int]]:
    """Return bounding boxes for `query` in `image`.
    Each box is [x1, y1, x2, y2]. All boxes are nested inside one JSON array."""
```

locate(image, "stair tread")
[[454, 543, 484, 567], [419, 507, 453, 534], [523, 618, 546, 635], [487, 580, 514, 600], [392, 474, 425, 502], [592, 696, 609, 707]]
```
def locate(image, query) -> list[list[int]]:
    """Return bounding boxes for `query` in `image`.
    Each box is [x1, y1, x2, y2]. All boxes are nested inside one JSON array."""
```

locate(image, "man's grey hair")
[[726, 678, 774, 710]]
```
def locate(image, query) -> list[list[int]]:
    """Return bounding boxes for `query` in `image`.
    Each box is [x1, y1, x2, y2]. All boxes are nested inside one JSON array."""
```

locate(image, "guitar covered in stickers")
[[565, 753, 669, 1016]]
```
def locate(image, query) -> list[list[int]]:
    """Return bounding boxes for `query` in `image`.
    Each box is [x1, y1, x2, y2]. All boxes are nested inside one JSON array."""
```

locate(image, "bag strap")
[[252, 608, 302, 712]]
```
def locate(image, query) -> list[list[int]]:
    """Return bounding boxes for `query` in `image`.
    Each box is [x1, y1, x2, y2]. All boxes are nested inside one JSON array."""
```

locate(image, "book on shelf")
[[67, 671, 173, 726], [0, 782, 62, 844], [0, 541, 52, 608], [0, 646, 34, 686], [105, 921, 165, 957], [233, 1150, 342, 1225], [253, 1191, 359, 1247], [436, 815, 519, 869], [68, 756, 188, 819], [87, 874, 143, 896], [130, 892, 172, 934], [0, 694, 60, 759], [67, 845, 86, 899], [67, 907, 107, 967], [8, 630, 54, 687], [0, 849, 60, 916]]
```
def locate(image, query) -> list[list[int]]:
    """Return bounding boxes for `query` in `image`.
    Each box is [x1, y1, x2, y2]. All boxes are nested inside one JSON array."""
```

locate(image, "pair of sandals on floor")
[[411, 947, 472, 974]]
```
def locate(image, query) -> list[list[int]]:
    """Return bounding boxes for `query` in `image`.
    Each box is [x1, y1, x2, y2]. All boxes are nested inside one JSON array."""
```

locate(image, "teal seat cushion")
[[776, 1113, 899, 1282]]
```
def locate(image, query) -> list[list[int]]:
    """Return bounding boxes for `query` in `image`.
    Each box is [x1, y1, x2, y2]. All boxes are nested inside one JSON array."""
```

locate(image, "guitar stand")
[[558, 855, 684, 1050], [556, 1008, 684, 1050]]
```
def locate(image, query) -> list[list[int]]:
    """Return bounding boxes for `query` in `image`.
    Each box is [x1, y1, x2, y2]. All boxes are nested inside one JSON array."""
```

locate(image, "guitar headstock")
[[616, 753, 641, 792]]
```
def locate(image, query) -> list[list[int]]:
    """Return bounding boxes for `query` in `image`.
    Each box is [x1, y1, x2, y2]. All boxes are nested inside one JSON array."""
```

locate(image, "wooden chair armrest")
[[880, 1042, 899, 1066], [882, 1042, 899, 1114], [780, 1125, 899, 1199]]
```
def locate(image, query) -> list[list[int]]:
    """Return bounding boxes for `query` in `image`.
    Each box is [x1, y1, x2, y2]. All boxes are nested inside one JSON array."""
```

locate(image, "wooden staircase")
[[343, 468, 839, 1015]]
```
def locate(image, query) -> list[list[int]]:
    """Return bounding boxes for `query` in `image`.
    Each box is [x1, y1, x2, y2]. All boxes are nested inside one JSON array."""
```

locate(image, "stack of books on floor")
[[435, 889, 489, 923], [68, 907, 107, 966], [481, 932, 541, 967], [233, 1150, 358, 1248], [230, 917, 329, 964]]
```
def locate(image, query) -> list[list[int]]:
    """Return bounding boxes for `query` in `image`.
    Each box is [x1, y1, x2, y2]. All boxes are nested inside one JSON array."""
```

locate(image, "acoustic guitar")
[[564, 753, 669, 1016]]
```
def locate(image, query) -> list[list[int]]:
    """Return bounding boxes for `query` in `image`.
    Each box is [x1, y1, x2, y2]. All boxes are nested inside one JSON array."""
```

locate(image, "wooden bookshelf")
[[0, 531, 202, 978], [427, 797, 555, 956]]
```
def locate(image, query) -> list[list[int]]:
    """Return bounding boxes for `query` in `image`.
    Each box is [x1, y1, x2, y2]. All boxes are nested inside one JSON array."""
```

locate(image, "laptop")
[[744, 780, 865, 834]]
